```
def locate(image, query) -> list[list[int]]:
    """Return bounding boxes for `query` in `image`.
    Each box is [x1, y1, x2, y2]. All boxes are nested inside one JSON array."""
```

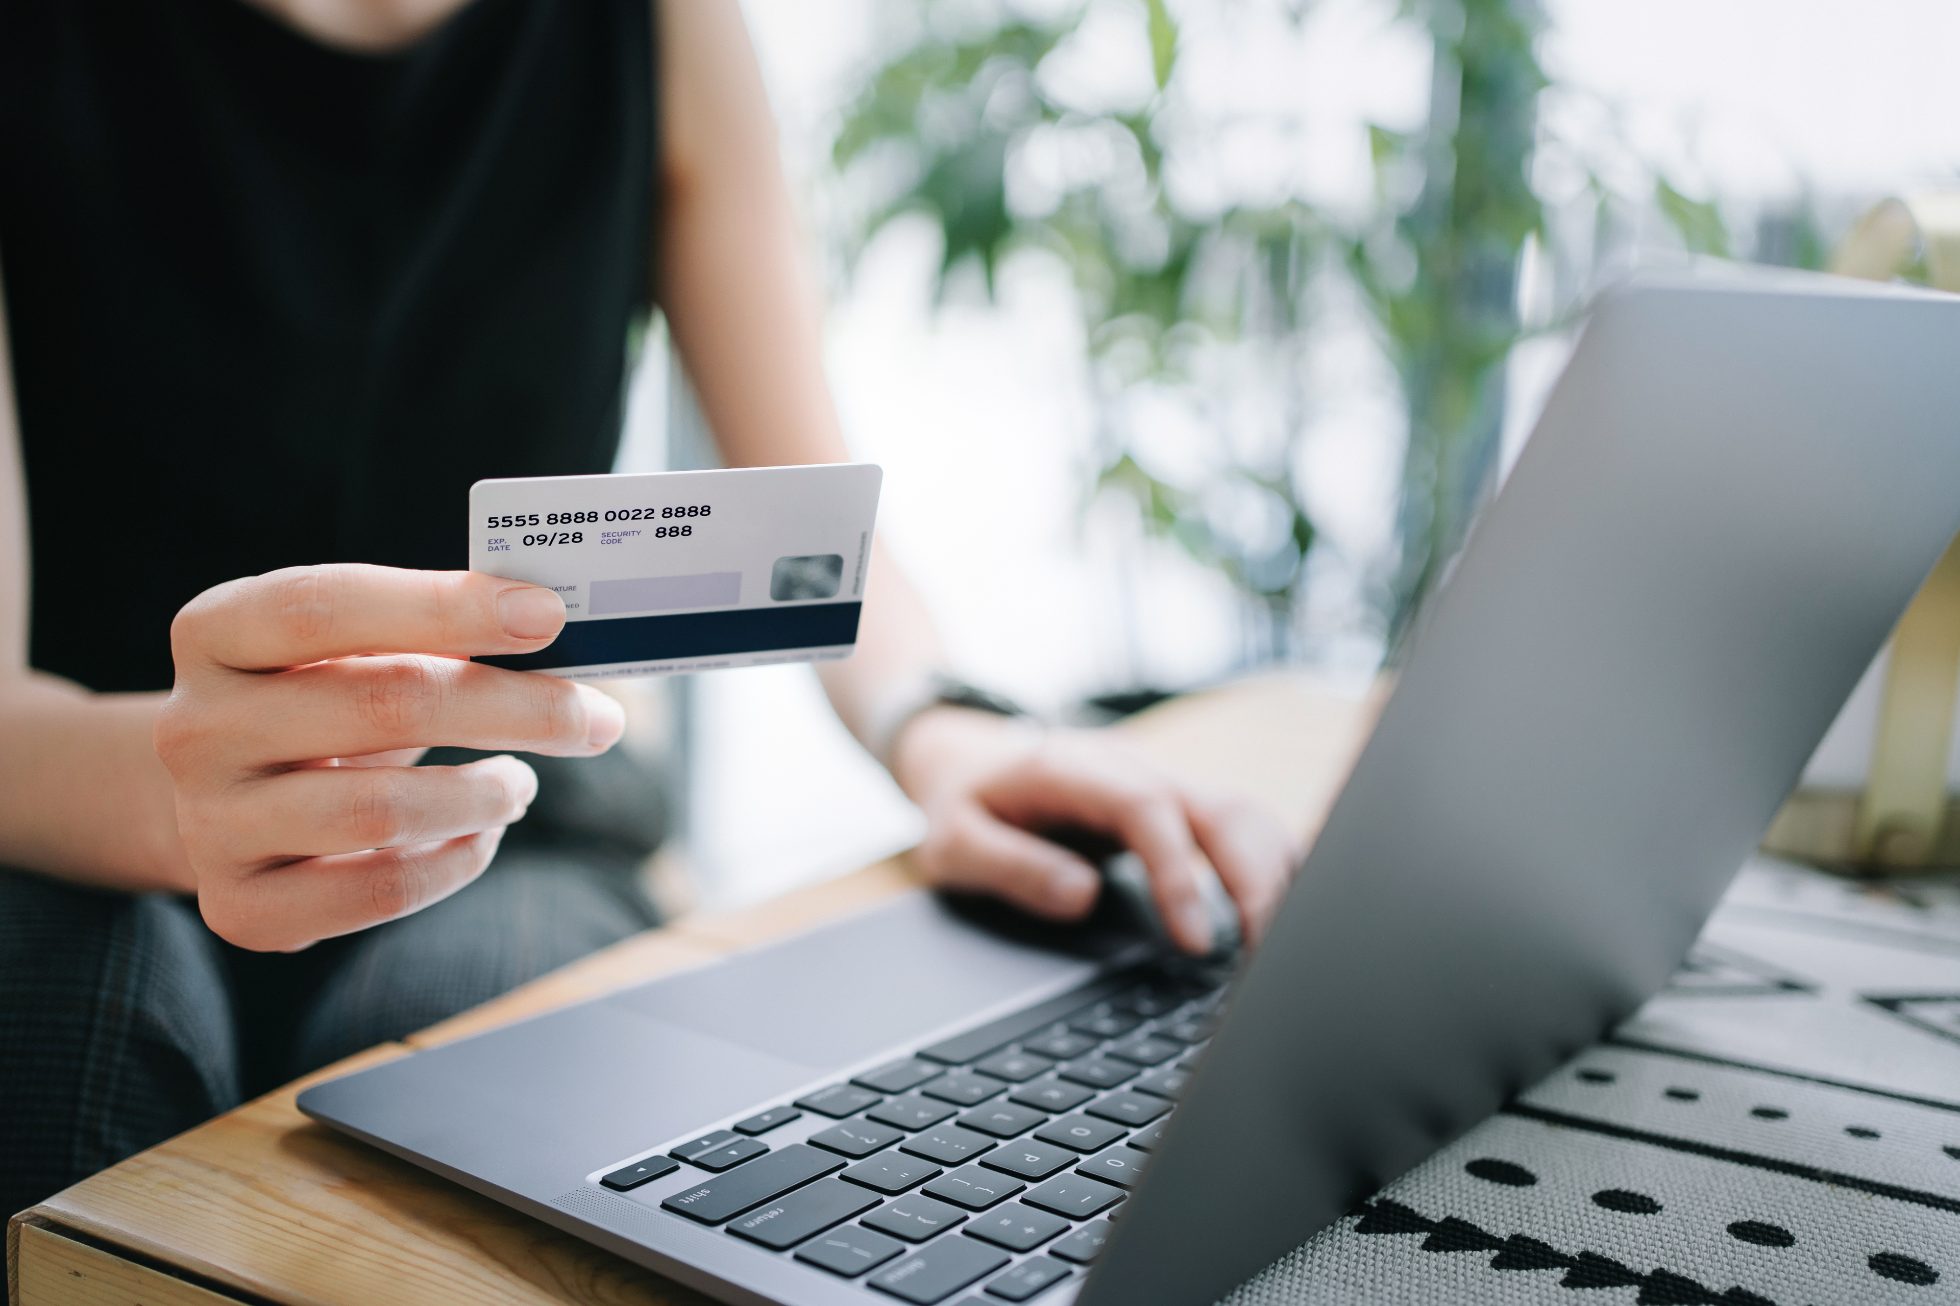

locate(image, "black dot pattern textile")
[[1464, 1159, 1536, 1188], [1590, 1189, 1662, 1216], [1220, 859, 1960, 1304]]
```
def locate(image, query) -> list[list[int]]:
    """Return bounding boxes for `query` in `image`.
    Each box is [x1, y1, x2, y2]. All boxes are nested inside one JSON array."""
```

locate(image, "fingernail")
[[580, 687, 625, 751], [497, 587, 564, 639], [1175, 900, 1216, 955]]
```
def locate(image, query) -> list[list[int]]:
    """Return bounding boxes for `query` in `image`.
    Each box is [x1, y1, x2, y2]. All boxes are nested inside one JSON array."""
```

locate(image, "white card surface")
[[469, 464, 881, 679]]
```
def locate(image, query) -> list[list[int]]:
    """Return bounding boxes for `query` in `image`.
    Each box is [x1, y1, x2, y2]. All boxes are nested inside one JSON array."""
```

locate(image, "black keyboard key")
[[855, 1058, 943, 1094], [1076, 1146, 1150, 1189], [917, 977, 1133, 1066], [864, 1193, 968, 1243], [843, 1152, 943, 1195], [798, 1084, 884, 1118], [1124, 987, 1182, 1017], [901, 1125, 997, 1167], [920, 1071, 1008, 1107], [693, 1138, 769, 1172], [1056, 1059, 1136, 1090], [1034, 1115, 1126, 1153], [811, 1119, 907, 1158], [734, 1106, 802, 1136], [1128, 1120, 1168, 1152], [1020, 1028, 1098, 1061], [671, 1129, 740, 1162], [662, 1144, 843, 1224], [922, 1164, 1026, 1210], [1009, 1079, 1095, 1113], [1050, 1219, 1112, 1264], [956, 1103, 1047, 1139], [797, 1224, 906, 1278], [1024, 1174, 1124, 1220], [1085, 1091, 1169, 1127], [979, 1140, 1075, 1181], [963, 1202, 1069, 1252], [600, 1154, 679, 1191], [1104, 1035, 1181, 1067], [869, 1094, 958, 1131], [973, 1051, 1054, 1083], [727, 1176, 879, 1250], [984, 1257, 1071, 1301], [1163, 1015, 1218, 1044], [1068, 1005, 1141, 1039], [869, 1238, 1010, 1304], [1133, 1067, 1188, 1100]]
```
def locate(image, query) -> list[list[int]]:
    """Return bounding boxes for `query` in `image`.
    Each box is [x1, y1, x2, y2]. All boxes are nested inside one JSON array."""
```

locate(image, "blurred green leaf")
[[1654, 178, 1730, 258], [917, 129, 1014, 294], [1367, 123, 1409, 167], [1145, 0, 1179, 91]]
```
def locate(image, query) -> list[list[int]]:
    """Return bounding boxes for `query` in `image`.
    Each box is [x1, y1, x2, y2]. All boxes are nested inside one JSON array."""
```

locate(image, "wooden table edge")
[[9, 1215, 257, 1306]]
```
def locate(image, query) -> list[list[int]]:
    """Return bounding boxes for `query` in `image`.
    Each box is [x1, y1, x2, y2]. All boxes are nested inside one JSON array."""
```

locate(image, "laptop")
[[300, 272, 1960, 1306]]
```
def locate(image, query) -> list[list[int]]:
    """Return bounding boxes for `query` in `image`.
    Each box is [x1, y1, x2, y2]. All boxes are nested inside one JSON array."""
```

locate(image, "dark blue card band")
[[476, 601, 863, 672]]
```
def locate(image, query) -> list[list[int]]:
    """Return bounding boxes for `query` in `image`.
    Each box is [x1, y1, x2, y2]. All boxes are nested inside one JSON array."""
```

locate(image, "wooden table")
[[7, 676, 1374, 1306]]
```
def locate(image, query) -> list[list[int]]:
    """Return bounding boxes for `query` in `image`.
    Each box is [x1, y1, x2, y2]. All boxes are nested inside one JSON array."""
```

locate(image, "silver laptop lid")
[[1083, 274, 1960, 1304]]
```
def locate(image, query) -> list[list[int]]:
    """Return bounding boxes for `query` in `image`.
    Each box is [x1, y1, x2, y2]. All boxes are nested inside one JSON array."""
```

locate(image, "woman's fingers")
[[200, 655, 624, 765], [980, 744, 1222, 955], [219, 755, 537, 862], [172, 563, 565, 672], [202, 827, 505, 952], [157, 563, 607, 953], [1185, 793, 1297, 948], [915, 804, 1103, 920]]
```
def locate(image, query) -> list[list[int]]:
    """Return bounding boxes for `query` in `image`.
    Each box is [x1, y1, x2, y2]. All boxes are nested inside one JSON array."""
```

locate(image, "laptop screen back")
[[1083, 276, 1960, 1305]]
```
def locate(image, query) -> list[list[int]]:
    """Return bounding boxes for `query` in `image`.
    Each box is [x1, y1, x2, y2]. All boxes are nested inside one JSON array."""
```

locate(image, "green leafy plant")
[[830, 0, 1758, 667], [832, 1, 1329, 661]]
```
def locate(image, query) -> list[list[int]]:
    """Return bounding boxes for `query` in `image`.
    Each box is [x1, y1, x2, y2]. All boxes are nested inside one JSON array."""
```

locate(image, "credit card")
[[468, 464, 881, 679]]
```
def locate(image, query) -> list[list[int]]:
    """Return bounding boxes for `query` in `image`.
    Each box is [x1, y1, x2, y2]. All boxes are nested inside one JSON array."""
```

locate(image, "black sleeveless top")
[[1, 0, 656, 693]]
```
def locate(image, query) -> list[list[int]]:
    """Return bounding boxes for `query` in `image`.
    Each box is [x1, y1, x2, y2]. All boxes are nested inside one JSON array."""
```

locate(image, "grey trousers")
[[0, 752, 666, 1223]]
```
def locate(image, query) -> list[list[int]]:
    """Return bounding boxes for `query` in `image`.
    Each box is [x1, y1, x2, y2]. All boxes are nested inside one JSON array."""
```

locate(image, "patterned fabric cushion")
[[1221, 858, 1960, 1304]]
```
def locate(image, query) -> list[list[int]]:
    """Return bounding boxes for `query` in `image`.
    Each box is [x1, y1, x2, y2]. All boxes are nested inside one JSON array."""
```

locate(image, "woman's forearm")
[[652, 6, 953, 770], [0, 674, 191, 891], [813, 542, 947, 761]]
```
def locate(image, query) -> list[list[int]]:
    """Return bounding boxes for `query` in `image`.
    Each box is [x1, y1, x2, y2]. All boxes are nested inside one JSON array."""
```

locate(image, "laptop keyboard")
[[595, 965, 1227, 1304]]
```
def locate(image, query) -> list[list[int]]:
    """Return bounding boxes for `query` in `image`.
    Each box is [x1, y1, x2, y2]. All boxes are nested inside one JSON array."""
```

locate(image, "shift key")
[[663, 1144, 842, 1224]]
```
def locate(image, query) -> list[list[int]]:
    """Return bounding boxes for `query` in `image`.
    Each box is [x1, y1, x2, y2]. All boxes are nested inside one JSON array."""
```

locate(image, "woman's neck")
[[237, 0, 476, 54]]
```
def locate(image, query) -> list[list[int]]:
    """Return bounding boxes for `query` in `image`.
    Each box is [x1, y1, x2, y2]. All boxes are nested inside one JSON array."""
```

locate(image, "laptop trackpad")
[[298, 889, 1133, 1201], [607, 890, 1124, 1071]]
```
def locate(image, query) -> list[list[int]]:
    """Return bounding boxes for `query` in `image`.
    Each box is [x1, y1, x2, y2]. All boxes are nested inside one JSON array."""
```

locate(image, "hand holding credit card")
[[469, 464, 882, 679]]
